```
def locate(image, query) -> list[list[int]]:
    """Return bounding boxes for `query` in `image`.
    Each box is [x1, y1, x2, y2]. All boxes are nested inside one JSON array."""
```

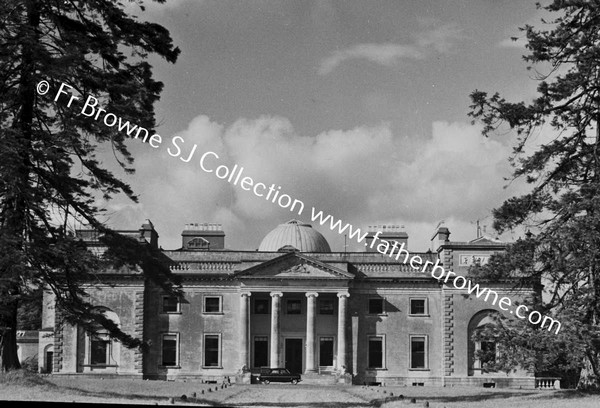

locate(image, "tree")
[[469, 0, 600, 389], [0, 0, 180, 371]]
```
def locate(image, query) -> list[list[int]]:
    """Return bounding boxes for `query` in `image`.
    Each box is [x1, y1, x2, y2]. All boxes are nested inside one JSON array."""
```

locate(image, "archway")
[[468, 309, 500, 376]]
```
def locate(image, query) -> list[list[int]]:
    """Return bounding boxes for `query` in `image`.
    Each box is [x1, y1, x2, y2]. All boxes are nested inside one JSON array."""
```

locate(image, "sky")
[[96, 0, 555, 252]]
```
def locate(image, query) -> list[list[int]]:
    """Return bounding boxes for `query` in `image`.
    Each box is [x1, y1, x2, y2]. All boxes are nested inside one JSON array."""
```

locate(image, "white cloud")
[[318, 43, 425, 75], [318, 24, 462, 75], [106, 114, 523, 252]]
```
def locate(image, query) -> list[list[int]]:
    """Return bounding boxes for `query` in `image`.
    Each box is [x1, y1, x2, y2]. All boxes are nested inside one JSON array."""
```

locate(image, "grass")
[[1, 371, 599, 407]]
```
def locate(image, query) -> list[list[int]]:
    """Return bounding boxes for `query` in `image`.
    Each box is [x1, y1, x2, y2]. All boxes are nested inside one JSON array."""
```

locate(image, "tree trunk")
[[577, 353, 600, 390], [0, 0, 39, 372], [0, 288, 21, 371]]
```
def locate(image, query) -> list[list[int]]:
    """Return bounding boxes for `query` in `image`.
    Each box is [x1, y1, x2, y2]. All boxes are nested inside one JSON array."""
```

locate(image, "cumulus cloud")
[[105, 113, 522, 252], [318, 24, 463, 75]]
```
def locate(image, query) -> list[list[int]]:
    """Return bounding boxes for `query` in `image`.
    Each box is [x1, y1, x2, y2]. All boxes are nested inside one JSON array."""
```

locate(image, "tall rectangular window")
[[368, 336, 384, 368], [410, 335, 427, 369], [90, 335, 109, 365], [204, 296, 222, 313], [254, 336, 269, 368], [481, 341, 497, 366], [161, 334, 178, 366], [204, 334, 221, 367]]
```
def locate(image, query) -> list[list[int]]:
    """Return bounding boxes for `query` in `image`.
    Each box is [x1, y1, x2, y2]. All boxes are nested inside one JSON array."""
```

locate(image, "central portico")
[[236, 252, 353, 374]]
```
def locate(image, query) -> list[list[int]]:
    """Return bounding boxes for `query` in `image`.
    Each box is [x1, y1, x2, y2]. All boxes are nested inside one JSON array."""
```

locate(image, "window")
[[410, 335, 427, 369], [86, 309, 120, 368], [368, 336, 384, 368], [162, 296, 180, 313], [368, 298, 384, 314], [204, 334, 221, 367], [187, 237, 209, 249], [319, 337, 334, 366], [204, 296, 222, 313], [90, 334, 110, 365], [410, 298, 427, 315], [287, 299, 302, 314], [319, 299, 334, 315], [161, 334, 178, 366], [254, 336, 269, 368], [480, 341, 497, 367], [254, 299, 269, 314]]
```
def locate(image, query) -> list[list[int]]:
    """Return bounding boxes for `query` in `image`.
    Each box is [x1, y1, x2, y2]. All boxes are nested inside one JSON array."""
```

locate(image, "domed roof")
[[258, 220, 331, 252]]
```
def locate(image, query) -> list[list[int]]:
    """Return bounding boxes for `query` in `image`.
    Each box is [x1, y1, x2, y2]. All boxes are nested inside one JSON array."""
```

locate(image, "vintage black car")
[[258, 367, 302, 384]]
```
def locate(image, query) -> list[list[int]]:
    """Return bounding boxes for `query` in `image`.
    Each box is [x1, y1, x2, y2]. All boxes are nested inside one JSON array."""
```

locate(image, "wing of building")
[[38, 219, 535, 387]]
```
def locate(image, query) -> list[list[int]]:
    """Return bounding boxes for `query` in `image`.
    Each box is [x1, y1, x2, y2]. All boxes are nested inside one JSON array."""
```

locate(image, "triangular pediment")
[[468, 235, 504, 245], [236, 253, 353, 280]]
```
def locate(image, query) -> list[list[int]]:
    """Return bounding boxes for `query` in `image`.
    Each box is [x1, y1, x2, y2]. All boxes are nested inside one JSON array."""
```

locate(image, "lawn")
[[1, 370, 598, 407]]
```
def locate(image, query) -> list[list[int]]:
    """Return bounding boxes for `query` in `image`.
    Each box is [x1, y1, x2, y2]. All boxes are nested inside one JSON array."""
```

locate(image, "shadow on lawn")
[[531, 389, 600, 400], [52, 383, 244, 405]]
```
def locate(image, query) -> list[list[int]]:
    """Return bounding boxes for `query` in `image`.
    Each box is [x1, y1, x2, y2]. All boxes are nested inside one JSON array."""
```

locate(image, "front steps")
[[301, 372, 352, 385]]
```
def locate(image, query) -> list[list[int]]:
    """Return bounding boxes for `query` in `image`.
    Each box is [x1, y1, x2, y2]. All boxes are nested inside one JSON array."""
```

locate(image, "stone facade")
[[40, 221, 535, 387]]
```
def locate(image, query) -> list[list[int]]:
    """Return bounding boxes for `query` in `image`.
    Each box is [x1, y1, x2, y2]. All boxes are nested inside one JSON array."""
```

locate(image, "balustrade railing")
[[535, 377, 561, 389]]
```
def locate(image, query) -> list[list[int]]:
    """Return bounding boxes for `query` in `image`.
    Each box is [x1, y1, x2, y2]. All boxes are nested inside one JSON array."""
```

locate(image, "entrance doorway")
[[319, 337, 334, 367], [285, 338, 303, 374], [45, 351, 53, 373]]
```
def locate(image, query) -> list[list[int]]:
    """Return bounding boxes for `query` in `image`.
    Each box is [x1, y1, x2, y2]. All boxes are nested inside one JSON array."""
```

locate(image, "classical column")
[[305, 292, 319, 373], [270, 292, 283, 368], [240, 292, 251, 369], [337, 292, 350, 371]]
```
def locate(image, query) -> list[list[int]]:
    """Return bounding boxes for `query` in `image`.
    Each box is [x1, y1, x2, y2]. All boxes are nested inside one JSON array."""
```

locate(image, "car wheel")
[[291, 379, 298, 385], [263, 379, 270, 385]]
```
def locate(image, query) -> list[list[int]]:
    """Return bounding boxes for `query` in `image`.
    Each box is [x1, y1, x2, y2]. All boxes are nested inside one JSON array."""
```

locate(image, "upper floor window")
[[409, 298, 427, 316], [204, 296, 222, 313], [162, 296, 180, 313], [287, 299, 302, 314], [187, 237, 209, 250], [319, 299, 334, 315], [368, 298, 384, 314], [254, 299, 269, 314]]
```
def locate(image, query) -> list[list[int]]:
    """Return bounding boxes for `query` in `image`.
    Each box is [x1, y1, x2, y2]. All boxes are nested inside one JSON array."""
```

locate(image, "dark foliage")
[[0, 0, 180, 370], [469, 0, 600, 389]]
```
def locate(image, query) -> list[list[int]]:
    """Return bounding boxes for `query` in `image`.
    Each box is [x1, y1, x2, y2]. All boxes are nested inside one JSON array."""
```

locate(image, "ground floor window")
[[410, 335, 427, 369], [319, 337, 334, 366], [90, 334, 110, 365], [161, 333, 179, 366], [204, 334, 221, 367], [368, 336, 384, 368], [479, 341, 497, 369], [254, 336, 269, 368]]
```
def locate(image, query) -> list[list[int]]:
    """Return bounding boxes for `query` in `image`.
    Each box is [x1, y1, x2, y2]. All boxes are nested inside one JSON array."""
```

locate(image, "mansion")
[[39, 220, 534, 387]]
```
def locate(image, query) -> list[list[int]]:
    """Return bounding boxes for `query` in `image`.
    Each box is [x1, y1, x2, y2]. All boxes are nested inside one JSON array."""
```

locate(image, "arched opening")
[[468, 309, 500, 376], [43, 344, 54, 373], [82, 308, 121, 372]]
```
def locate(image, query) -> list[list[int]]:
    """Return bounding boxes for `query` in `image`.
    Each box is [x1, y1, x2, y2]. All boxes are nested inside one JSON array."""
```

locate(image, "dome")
[[258, 220, 331, 252]]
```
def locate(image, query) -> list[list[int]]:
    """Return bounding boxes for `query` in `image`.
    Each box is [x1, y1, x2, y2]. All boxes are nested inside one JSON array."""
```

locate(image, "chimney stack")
[[365, 225, 408, 252], [181, 223, 225, 250]]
